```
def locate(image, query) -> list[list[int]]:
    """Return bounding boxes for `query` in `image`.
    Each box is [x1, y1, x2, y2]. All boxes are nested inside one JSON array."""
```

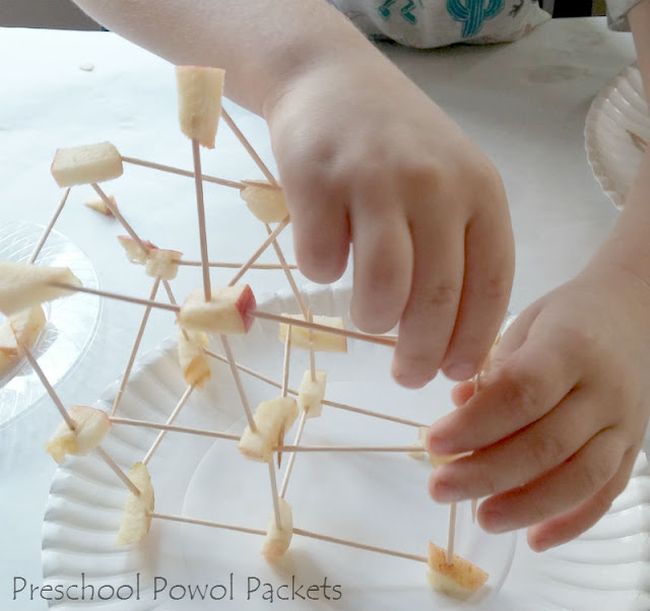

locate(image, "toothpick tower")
[[0, 65, 491, 600]]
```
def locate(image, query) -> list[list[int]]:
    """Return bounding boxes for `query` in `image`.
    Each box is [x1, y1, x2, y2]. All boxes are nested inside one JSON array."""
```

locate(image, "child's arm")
[[73, 0, 514, 389], [429, 0, 650, 551]]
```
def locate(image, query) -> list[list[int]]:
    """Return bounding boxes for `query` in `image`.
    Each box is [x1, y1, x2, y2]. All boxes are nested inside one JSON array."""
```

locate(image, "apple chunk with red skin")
[[179, 284, 256, 334]]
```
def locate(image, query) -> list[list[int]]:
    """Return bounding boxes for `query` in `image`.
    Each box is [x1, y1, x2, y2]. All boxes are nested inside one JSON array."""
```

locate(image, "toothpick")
[[203, 349, 428, 428], [178, 260, 296, 270], [228, 218, 290, 286], [143, 385, 194, 465], [447, 501, 457, 563], [221, 109, 278, 186], [121, 156, 247, 190], [264, 223, 309, 319], [109, 416, 240, 442], [470, 370, 482, 523], [292, 528, 428, 564], [91, 183, 147, 252], [281, 327, 291, 398], [50, 282, 179, 313], [22, 345, 76, 430], [279, 444, 421, 453], [191, 139, 211, 301], [29, 188, 71, 263], [94, 446, 141, 497], [267, 459, 282, 529], [279, 410, 307, 499], [111, 277, 161, 416], [150, 511, 266, 537], [220, 335, 256, 432], [307, 309, 316, 382], [250, 310, 396, 348]]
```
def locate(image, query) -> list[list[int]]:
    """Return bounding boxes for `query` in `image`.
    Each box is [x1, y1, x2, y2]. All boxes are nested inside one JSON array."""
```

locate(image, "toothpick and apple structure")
[[12, 63, 493, 597]]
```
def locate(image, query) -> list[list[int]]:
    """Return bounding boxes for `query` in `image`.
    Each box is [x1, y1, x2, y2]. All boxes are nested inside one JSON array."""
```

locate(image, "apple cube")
[[238, 396, 298, 463], [0, 305, 46, 377], [117, 235, 157, 265], [179, 285, 256, 335], [0, 261, 81, 316], [408, 426, 430, 460], [178, 328, 211, 388], [262, 498, 293, 561], [278, 314, 347, 353], [427, 542, 488, 599], [45, 405, 111, 464], [240, 182, 288, 223], [176, 65, 225, 149], [116, 462, 155, 545], [298, 369, 326, 419], [145, 248, 182, 281], [85, 194, 117, 216], [51, 142, 123, 187]]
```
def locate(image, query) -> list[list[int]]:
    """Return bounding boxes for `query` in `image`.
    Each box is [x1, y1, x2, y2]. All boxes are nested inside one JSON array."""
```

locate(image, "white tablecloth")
[[0, 18, 639, 608]]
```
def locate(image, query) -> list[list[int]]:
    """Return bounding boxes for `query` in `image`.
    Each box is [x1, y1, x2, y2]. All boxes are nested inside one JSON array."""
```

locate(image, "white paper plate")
[[42, 285, 650, 610], [585, 64, 649, 208], [0, 221, 100, 426]]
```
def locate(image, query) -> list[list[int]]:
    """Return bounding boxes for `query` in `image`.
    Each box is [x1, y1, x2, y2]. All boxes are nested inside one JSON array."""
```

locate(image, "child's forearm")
[[73, 0, 374, 114], [589, 1, 650, 282]]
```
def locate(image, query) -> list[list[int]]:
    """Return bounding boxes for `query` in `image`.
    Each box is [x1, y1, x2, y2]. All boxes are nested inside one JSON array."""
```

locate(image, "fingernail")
[[431, 480, 462, 502], [445, 362, 475, 381], [481, 510, 506, 533], [393, 369, 437, 389], [427, 424, 454, 453]]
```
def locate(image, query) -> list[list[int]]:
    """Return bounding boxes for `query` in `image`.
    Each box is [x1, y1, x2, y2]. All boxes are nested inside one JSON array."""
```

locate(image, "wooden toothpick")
[[447, 501, 457, 563], [91, 183, 147, 252], [277, 328, 292, 468], [109, 416, 240, 442], [150, 511, 266, 536], [220, 335, 256, 432], [29, 187, 71, 263], [111, 277, 161, 416], [268, 459, 283, 529], [143, 385, 194, 465], [178, 259, 296, 270], [279, 444, 421, 453], [279, 410, 307, 499], [94, 446, 142, 497], [191, 139, 212, 301], [307, 308, 316, 382]]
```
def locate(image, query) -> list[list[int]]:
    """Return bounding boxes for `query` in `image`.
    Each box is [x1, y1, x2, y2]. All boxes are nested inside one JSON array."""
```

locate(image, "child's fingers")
[[527, 446, 638, 551], [451, 382, 474, 407], [477, 428, 625, 533], [442, 204, 513, 381], [349, 200, 413, 334], [391, 211, 464, 388], [283, 180, 350, 283], [429, 388, 605, 502], [427, 328, 580, 454]]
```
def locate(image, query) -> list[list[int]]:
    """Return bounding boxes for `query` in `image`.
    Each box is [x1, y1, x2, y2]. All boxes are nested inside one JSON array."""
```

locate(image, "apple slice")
[[238, 397, 298, 462], [240, 182, 288, 223], [116, 462, 155, 545], [0, 261, 81, 316], [145, 248, 182, 281], [278, 314, 347, 352], [0, 305, 46, 377], [178, 328, 211, 387], [117, 235, 157, 265], [45, 405, 111, 464], [427, 542, 488, 599], [178, 285, 256, 335], [262, 498, 293, 560], [85, 194, 117, 216], [176, 65, 225, 149], [298, 369, 326, 419], [51, 142, 123, 187]]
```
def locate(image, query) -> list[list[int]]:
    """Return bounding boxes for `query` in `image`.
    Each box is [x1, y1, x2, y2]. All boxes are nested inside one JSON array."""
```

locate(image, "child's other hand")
[[428, 263, 650, 550], [265, 56, 513, 388]]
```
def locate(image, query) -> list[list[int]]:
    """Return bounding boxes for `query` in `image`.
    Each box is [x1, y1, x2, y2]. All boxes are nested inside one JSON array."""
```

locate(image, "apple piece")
[[85, 194, 117, 216], [427, 542, 488, 599], [0, 261, 81, 316], [297, 369, 326, 419], [262, 498, 293, 560], [178, 285, 256, 335], [116, 462, 155, 545], [240, 182, 288, 223], [0, 305, 46, 377], [45, 405, 111, 463], [238, 397, 298, 462], [51, 142, 123, 187], [408, 426, 430, 460], [278, 314, 347, 353], [117, 235, 157, 265], [176, 65, 225, 149], [0, 318, 19, 376], [178, 328, 211, 387], [145, 248, 182, 281]]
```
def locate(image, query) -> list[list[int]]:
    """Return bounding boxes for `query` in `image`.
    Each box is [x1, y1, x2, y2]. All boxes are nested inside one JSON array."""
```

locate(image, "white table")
[[0, 18, 640, 609]]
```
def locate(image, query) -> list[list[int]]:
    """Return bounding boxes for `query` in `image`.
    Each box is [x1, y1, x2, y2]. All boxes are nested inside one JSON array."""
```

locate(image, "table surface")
[[0, 17, 643, 609]]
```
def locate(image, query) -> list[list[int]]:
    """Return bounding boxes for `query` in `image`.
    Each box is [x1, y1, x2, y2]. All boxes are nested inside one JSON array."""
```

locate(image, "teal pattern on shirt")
[[378, 0, 421, 25], [447, 0, 505, 37]]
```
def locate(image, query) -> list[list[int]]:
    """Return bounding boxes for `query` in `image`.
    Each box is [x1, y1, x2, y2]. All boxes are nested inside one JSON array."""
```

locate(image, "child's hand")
[[265, 55, 514, 388], [427, 263, 650, 550]]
